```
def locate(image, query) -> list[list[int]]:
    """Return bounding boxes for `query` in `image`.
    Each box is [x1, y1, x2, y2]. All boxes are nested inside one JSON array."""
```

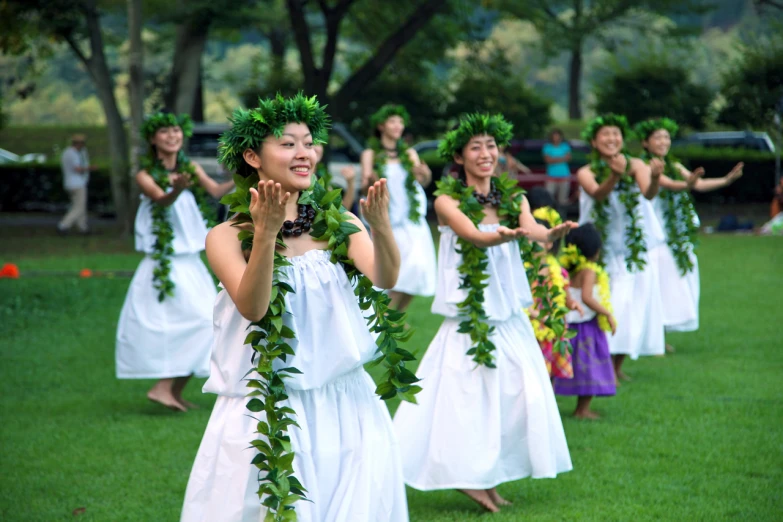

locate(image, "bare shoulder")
[[576, 165, 594, 178], [434, 194, 458, 211], [361, 149, 374, 161], [207, 220, 242, 249], [344, 210, 368, 231]]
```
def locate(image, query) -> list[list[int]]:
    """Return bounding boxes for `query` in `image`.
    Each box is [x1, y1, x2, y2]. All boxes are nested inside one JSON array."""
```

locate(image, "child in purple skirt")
[[554, 224, 617, 419]]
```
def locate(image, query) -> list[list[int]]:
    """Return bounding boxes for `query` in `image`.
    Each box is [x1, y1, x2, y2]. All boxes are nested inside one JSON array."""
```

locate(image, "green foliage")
[[633, 117, 679, 141], [370, 104, 411, 128], [594, 58, 714, 130], [718, 34, 783, 130], [438, 112, 514, 161], [581, 113, 631, 141], [447, 46, 552, 140], [218, 93, 331, 175]]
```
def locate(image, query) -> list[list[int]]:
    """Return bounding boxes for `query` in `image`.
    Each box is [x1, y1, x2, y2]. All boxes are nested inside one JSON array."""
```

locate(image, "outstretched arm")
[[678, 163, 744, 192], [193, 162, 235, 199], [518, 196, 576, 242], [136, 170, 190, 207], [434, 195, 527, 248]]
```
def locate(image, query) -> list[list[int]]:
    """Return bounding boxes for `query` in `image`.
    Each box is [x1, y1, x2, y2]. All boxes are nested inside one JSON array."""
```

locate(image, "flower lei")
[[221, 173, 420, 521], [368, 137, 420, 223], [589, 151, 646, 271], [560, 245, 613, 332], [434, 172, 530, 368], [144, 149, 217, 302], [525, 254, 574, 356], [532, 206, 563, 227]]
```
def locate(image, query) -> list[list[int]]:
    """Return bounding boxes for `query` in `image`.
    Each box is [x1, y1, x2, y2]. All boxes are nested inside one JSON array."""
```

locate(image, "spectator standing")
[[57, 134, 94, 234], [542, 129, 572, 209]]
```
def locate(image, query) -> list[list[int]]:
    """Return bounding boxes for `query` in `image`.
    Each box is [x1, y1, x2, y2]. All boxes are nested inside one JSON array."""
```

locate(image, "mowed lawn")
[[0, 229, 781, 522]]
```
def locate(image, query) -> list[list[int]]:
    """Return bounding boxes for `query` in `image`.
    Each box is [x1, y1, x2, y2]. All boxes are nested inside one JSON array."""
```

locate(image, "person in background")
[[496, 145, 532, 176], [542, 129, 572, 209], [57, 134, 95, 235]]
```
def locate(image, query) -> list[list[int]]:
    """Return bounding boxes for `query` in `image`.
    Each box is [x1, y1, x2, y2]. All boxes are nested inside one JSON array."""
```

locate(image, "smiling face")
[[151, 126, 184, 155], [643, 129, 671, 157], [378, 115, 405, 141], [591, 126, 624, 157], [455, 134, 498, 181], [244, 123, 316, 192]]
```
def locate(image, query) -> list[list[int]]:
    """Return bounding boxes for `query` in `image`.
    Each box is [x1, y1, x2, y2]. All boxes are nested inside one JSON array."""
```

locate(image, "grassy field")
[[1, 226, 781, 521]]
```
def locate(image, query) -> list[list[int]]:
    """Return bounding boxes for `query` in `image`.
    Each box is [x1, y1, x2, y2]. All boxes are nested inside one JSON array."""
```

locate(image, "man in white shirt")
[[58, 134, 94, 234]]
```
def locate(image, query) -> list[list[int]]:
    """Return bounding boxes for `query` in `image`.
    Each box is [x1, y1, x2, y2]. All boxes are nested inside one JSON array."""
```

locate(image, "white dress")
[[181, 249, 408, 522], [384, 162, 437, 296], [115, 191, 214, 379], [578, 187, 666, 359], [393, 224, 572, 490], [652, 195, 700, 332]]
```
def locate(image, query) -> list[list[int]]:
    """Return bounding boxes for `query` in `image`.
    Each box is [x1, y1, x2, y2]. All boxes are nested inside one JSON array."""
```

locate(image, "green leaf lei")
[[220, 173, 421, 521], [314, 163, 332, 190], [641, 152, 698, 275], [588, 151, 647, 271], [434, 172, 531, 368], [368, 137, 420, 222], [144, 149, 217, 302]]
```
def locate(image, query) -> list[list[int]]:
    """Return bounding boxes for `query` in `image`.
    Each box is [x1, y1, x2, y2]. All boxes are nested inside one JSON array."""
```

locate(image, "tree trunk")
[[127, 0, 144, 210], [192, 66, 204, 122], [68, 0, 130, 232], [568, 46, 583, 120], [165, 19, 210, 116]]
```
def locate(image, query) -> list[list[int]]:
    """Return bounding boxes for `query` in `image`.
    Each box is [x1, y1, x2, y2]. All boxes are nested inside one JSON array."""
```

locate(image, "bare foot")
[[457, 489, 499, 513], [665, 343, 676, 353], [486, 488, 512, 507], [617, 370, 631, 382], [147, 390, 187, 412], [179, 399, 199, 410], [574, 410, 600, 420]]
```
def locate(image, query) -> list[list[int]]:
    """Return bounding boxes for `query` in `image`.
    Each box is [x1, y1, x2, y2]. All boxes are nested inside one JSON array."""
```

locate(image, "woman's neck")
[[380, 135, 398, 150], [465, 173, 491, 195], [157, 151, 178, 170]]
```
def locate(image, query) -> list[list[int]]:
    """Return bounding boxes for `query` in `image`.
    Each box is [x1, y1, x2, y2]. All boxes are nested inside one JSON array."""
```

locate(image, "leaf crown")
[[438, 112, 514, 160], [581, 113, 631, 142], [370, 104, 411, 128], [141, 112, 193, 142], [218, 92, 331, 175], [633, 118, 679, 142]]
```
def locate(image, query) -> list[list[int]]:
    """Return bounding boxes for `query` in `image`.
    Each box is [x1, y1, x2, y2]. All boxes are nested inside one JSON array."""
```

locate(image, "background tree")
[[593, 54, 714, 130], [494, 0, 710, 120]]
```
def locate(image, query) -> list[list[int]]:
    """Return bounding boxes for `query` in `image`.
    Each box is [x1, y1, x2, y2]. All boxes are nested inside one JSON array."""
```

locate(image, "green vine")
[[144, 149, 217, 302], [220, 173, 421, 521], [368, 137, 420, 223], [434, 172, 531, 368], [642, 152, 699, 275], [589, 152, 646, 271]]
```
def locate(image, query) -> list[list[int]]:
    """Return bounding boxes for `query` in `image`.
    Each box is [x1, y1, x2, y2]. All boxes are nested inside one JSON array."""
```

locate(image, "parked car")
[[673, 131, 776, 152], [188, 124, 230, 179], [0, 148, 47, 165]]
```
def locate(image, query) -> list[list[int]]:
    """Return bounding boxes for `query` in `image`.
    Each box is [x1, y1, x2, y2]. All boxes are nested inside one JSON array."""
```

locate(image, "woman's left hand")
[[546, 221, 577, 242], [360, 179, 391, 230]]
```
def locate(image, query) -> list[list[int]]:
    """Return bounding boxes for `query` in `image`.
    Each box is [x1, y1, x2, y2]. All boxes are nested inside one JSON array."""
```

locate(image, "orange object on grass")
[[80, 268, 94, 278], [0, 263, 20, 279]]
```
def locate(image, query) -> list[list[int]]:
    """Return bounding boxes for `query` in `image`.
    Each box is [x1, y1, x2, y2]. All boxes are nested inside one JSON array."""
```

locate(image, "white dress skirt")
[[579, 188, 665, 359], [181, 250, 408, 522], [116, 191, 215, 379], [393, 225, 572, 490], [652, 196, 700, 332], [384, 162, 437, 297]]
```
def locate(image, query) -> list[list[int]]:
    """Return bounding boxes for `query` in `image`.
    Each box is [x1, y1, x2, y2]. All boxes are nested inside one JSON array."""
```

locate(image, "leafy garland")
[[221, 173, 421, 521], [525, 254, 574, 357], [144, 149, 217, 302], [560, 245, 613, 332], [589, 152, 647, 271], [640, 153, 699, 276], [314, 163, 333, 190], [434, 172, 530, 368], [368, 137, 421, 222]]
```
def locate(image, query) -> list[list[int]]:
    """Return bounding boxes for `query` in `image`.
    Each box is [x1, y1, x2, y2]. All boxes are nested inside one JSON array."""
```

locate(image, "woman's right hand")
[[170, 173, 192, 191], [497, 225, 527, 242], [249, 180, 291, 238]]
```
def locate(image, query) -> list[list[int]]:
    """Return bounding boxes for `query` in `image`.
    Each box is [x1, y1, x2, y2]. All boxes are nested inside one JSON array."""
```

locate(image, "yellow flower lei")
[[533, 206, 563, 227], [525, 255, 570, 343], [559, 245, 613, 332]]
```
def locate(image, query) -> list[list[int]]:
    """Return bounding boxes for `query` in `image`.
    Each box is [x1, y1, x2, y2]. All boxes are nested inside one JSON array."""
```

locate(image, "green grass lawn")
[[1, 231, 781, 521]]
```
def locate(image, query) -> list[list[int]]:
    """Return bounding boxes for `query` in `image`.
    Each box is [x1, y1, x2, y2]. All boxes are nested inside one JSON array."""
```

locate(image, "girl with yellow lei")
[[554, 224, 617, 419]]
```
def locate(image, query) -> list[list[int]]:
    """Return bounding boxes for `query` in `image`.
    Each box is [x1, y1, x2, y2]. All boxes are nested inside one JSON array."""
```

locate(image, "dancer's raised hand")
[[249, 180, 290, 237], [546, 221, 577, 242], [361, 179, 391, 230], [497, 226, 528, 242], [687, 167, 705, 189], [725, 162, 744, 184], [607, 154, 628, 176], [170, 173, 192, 191]]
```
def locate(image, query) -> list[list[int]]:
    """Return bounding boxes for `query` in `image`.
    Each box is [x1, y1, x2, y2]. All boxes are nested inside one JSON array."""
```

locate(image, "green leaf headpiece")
[[370, 104, 411, 128], [581, 113, 631, 142], [438, 112, 514, 160], [218, 92, 331, 175], [633, 118, 679, 141], [141, 112, 193, 141]]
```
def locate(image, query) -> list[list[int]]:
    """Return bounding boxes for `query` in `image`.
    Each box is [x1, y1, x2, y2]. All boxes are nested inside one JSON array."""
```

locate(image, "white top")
[[134, 190, 209, 255], [431, 223, 533, 321], [652, 194, 701, 243], [204, 249, 378, 396], [384, 162, 427, 226], [564, 286, 599, 324], [578, 186, 665, 261], [61, 146, 90, 190]]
